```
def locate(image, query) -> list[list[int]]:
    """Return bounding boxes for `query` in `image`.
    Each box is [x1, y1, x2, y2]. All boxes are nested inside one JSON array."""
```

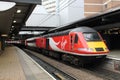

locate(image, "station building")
[[84, 0, 120, 17], [0, 0, 120, 80], [26, 0, 120, 28]]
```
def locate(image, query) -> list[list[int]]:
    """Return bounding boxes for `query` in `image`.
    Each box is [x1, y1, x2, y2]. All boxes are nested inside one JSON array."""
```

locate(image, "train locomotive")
[[25, 27, 109, 65]]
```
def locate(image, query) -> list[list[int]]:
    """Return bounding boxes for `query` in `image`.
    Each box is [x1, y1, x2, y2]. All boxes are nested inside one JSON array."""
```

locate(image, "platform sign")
[[114, 60, 120, 71]]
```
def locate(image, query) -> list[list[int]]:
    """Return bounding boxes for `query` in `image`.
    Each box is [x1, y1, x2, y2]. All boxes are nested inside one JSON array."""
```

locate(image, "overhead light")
[[13, 20, 16, 23], [12, 26, 14, 28], [17, 9, 21, 13], [1, 34, 8, 37], [12, 37, 15, 39], [0, 1, 16, 11], [113, 28, 119, 30]]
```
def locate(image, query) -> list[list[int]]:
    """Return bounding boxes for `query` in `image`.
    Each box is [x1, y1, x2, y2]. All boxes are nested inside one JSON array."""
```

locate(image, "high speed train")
[[25, 27, 109, 65]]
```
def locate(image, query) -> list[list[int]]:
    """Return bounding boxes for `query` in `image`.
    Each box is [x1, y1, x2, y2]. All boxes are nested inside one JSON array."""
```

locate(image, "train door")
[[70, 33, 75, 51], [70, 33, 79, 52], [46, 38, 49, 49]]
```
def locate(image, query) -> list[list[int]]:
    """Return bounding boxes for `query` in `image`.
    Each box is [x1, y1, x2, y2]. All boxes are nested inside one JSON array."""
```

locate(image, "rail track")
[[23, 48, 120, 80], [24, 49, 76, 80]]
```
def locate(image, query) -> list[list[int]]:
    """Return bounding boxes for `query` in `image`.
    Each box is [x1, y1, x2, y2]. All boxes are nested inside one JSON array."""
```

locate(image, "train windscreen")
[[83, 32, 101, 41]]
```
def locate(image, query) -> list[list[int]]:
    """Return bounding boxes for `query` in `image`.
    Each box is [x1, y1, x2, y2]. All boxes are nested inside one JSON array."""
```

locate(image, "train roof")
[[25, 27, 97, 39], [42, 27, 97, 37], [26, 36, 39, 41], [70, 27, 96, 32]]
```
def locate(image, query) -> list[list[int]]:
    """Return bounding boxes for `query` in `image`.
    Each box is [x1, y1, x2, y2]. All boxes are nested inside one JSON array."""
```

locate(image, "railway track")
[[23, 49, 120, 80], [24, 49, 76, 80]]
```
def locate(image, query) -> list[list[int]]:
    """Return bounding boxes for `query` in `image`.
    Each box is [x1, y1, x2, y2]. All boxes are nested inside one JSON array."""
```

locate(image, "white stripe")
[[55, 49, 108, 56], [84, 3, 103, 5], [84, 12, 100, 14], [103, 0, 111, 5], [113, 0, 120, 1], [107, 56, 120, 60], [85, 0, 111, 5]]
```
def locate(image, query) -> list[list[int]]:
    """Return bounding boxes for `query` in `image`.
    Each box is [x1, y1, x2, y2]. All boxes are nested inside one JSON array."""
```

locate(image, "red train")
[[25, 27, 109, 65]]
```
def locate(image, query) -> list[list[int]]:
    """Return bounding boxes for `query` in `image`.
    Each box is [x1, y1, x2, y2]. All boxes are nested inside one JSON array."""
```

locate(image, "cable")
[[39, 0, 77, 25], [39, 14, 55, 25], [60, 0, 77, 11], [38, 14, 50, 24], [59, 0, 72, 9], [59, 0, 76, 11]]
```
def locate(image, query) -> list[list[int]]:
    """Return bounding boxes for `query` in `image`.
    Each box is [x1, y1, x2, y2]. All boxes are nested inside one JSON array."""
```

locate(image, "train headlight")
[[105, 48, 109, 51], [78, 48, 94, 52], [88, 48, 94, 51]]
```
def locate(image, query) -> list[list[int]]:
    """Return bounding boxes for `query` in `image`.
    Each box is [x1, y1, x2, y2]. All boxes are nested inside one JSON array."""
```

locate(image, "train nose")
[[86, 41, 109, 52]]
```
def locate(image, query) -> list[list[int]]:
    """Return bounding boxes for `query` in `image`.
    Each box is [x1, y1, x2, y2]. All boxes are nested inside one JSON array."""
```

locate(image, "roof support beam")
[[20, 27, 56, 31], [1, 0, 41, 4], [23, 4, 36, 25], [94, 22, 120, 30]]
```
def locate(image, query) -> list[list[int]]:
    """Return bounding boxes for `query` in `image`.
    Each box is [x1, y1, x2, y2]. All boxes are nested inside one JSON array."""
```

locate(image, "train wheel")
[[73, 58, 79, 65], [62, 54, 66, 61]]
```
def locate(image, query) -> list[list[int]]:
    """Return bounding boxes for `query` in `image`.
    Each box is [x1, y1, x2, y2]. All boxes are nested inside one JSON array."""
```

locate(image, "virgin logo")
[[61, 37, 67, 49]]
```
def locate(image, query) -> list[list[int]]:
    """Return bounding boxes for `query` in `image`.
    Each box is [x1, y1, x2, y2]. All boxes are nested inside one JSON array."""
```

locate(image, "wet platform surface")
[[107, 50, 120, 60], [0, 46, 55, 80]]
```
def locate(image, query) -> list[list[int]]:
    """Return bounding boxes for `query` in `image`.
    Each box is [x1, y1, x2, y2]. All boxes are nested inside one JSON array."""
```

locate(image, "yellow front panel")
[[87, 41, 107, 52]]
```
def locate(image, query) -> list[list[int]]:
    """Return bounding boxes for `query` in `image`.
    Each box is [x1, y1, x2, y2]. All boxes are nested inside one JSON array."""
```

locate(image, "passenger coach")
[[25, 27, 109, 64]]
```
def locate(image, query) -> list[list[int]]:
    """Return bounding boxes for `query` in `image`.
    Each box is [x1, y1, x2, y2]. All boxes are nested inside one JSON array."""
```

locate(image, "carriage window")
[[27, 40, 35, 43], [74, 34, 78, 43], [83, 32, 101, 41]]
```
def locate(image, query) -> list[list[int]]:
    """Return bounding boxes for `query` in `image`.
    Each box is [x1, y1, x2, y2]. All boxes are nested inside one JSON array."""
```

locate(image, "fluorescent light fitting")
[[17, 9, 21, 13], [0, 1, 16, 11], [13, 20, 16, 23], [12, 26, 14, 28], [12, 37, 15, 39], [1, 34, 8, 37]]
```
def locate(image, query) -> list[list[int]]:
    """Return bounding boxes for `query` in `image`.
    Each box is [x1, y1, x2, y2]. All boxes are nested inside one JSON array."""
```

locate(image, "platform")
[[107, 50, 120, 60], [0, 46, 55, 80]]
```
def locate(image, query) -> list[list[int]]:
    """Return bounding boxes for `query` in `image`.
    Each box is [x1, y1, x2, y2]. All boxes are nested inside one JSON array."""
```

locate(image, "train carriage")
[[26, 27, 109, 64], [42, 27, 109, 55]]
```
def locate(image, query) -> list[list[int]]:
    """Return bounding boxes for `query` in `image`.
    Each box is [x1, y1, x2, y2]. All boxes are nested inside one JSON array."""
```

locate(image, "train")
[[25, 27, 109, 65]]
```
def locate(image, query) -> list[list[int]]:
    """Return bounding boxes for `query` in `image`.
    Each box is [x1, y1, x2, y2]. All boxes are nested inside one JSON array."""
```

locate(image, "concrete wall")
[[26, 0, 120, 27], [26, 13, 59, 27], [26, 0, 84, 27], [26, 5, 60, 27], [84, 0, 120, 17], [84, 0, 103, 17], [59, 0, 84, 26]]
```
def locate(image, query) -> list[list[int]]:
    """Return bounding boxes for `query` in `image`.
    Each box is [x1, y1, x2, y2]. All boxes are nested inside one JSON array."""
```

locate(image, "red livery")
[[25, 27, 109, 64]]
